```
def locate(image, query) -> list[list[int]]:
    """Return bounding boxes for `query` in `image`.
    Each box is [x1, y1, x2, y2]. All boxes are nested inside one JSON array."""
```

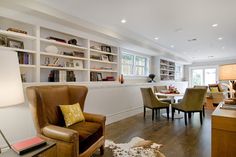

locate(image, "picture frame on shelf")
[[65, 61, 74, 67], [7, 38, 24, 49], [108, 55, 113, 62], [101, 55, 109, 62], [101, 45, 107, 52], [0, 35, 7, 47], [97, 73, 102, 81], [106, 46, 111, 52], [73, 60, 83, 69]]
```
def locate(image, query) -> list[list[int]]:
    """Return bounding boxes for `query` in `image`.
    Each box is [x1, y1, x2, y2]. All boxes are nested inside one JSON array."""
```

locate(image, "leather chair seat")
[[69, 121, 103, 153]]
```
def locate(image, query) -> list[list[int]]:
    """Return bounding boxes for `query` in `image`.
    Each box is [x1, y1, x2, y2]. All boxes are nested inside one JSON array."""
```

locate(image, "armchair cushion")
[[60, 103, 85, 127], [69, 121, 103, 153], [210, 87, 219, 93]]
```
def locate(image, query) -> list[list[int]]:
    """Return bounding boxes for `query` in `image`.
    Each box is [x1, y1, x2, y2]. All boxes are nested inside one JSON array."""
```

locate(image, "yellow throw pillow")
[[59, 103, 85, 127], [210, 87, 219, 93]]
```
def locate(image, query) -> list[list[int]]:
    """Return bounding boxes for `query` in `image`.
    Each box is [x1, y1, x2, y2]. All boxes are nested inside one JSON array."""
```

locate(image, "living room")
[[0, 1, 235, 157]]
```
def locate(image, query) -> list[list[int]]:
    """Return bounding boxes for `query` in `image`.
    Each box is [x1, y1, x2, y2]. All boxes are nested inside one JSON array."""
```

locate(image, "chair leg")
[[143, 107, 146, 118], [184, 112, 187, 126], [166, 107, 169, 120], [178, 110, 180, 114], [172, 108, 175, 121], [200, 111, 203, 125], [203, 106, 205, 117], [152, 109, 154, 121], [188, 112, 191, 119], [100, 145, 105, 155]]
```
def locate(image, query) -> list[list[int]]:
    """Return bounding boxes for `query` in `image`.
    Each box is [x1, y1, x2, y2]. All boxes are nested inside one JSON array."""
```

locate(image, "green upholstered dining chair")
[[171, 88, 207, 126], [140, 88, 170, 120]]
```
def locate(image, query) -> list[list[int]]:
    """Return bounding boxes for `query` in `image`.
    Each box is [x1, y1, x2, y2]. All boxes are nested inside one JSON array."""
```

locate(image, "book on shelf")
[[18, 52, 32, 65], [48, 70, 76, 82], [11, 137, 46, 155]]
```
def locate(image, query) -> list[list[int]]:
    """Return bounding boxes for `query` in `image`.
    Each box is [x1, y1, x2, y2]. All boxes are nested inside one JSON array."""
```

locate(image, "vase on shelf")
[[119, 74, 124, 84]]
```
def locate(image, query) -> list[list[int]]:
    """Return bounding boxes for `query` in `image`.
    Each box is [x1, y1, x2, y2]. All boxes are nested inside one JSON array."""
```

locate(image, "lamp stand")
[[0, 129, 11, 153]]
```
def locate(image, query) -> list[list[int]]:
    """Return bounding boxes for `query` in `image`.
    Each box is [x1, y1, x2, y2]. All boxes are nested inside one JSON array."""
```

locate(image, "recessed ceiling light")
[[208, 56, 214, 58], [121, 19, 126, 23], [170, 45, 174, 48], [212, 24, 218, 27], [222, 46, 225, 49], [218, 37, 223, 40], [154, 37, 159, 40]]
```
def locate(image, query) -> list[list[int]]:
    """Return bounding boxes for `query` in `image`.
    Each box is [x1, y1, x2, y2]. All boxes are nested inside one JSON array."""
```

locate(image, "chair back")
[[140, 88, 161, 108], [26, 85, 88, 133], [153, 85, 168, 93], [180, 88, 207, 111]]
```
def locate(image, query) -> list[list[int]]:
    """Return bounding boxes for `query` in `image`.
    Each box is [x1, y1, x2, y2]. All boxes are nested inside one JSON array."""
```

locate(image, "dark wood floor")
[[95, 108, 214, 157]]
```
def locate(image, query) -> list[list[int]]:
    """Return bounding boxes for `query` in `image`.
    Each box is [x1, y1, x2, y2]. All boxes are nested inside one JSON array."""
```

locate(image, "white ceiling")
[[4, 0, 236, 62]]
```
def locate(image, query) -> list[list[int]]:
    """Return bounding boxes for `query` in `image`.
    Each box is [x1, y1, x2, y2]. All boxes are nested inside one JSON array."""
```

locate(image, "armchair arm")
[[83, 112, 106, 124], [42, 125, 78, 143]]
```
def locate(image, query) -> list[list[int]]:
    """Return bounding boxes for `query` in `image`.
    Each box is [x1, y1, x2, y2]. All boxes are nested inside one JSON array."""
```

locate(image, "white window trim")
[[189, 65, 219, 87], [121, 52, 150, 77]]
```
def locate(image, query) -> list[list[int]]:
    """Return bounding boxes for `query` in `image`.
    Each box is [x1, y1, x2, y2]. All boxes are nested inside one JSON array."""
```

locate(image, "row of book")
[[48, 70, 76, 82], [18, 52, 33, 65]]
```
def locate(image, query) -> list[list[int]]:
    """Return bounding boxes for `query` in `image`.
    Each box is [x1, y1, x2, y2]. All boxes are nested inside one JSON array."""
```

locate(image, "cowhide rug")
[[105, 137, 166, 157]]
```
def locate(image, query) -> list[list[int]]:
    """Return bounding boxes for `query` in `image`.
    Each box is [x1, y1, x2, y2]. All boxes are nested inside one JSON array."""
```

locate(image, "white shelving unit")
[[0, 16, 119, 84], [160, 59, 176, 81]]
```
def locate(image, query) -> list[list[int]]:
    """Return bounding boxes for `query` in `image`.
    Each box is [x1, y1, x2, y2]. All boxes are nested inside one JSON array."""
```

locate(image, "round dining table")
[[155, 92, 184, 119]]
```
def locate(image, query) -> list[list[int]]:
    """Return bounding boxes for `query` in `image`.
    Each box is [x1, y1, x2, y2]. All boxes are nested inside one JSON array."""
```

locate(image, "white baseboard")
[[106, 106, 143, 125]]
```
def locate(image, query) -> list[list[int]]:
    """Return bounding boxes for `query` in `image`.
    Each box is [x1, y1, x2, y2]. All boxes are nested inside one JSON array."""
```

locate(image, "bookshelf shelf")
[[40, 52, 88, 61], [90, 69, 118, 73], [0, 30, 36, 40], [90, 49, 118, 56], [19, 64, 36, 68], [40, 38, 88, 50], [0, 46, 37, 54], [40, 65, 89, 71], [90, 59, 117, 64]]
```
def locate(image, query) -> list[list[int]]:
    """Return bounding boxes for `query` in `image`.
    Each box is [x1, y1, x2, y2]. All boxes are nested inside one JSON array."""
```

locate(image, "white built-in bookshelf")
[[0, 16, 119, 84], [160, 59, 175, 81]]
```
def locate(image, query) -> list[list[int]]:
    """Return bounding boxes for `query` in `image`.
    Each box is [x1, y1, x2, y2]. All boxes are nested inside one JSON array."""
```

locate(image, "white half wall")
[[0, 82, 188, 147]]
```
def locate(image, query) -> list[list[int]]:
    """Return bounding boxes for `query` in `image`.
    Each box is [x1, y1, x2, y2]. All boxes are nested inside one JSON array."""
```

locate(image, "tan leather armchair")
[[208, 83, 229, 106], [26, 85, 105, 157]]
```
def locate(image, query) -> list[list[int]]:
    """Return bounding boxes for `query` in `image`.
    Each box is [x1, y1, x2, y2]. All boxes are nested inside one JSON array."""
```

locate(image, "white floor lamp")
[[0, 50, 25, 153]]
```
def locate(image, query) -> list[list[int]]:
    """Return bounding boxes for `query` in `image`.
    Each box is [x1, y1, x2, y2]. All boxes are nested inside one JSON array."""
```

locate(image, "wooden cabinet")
[[212, 103, 236, 157]]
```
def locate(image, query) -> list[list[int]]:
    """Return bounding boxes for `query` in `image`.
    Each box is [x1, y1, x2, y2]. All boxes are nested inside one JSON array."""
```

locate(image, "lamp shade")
[[0, 50, 24, 107], [219, 64, 236, 81]]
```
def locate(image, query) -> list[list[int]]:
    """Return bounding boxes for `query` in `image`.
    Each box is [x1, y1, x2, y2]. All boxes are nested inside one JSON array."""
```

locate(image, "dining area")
[[140, 85, 207, 126]]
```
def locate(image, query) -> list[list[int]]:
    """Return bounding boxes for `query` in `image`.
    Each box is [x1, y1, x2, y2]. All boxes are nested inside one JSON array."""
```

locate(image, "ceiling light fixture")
[[170, 45, 174, 48], [121, 19, 126, 23], [218, 37, 223, 40], [154, 37, 159, 40], [212, 24, 218, 27]]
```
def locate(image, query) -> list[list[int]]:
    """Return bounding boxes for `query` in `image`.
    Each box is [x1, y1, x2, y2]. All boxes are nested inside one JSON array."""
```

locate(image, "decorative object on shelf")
[[68, 39, 77, 45], [97, 73, 103, 81], [90, 45, 101, 50], [101, 45, 111, 52], [219, 64, 236, 104], [104, 76, 115, 81], [90, 55, 100, 60], [7, 38, 24, 49], [0, 35, 7, 46], [44, 57, 50, 65], [73, 51, 84, 57], [65, 61, 74, 67], [73, 60, 83, 69], [7, 28, 27, 34], [21, 73, 27, 82], [67, 71, 76, 82], [148, 74, 156, 83], [46, 36, 66, 43], [0, 50, 25, 153], [101, 55, 109, 61], [63, 51, 74, 56], [108, 55, 113, 62], [45, 45, 59, 54], [119, 74, 124, 84], [90, 72, 98, 81]]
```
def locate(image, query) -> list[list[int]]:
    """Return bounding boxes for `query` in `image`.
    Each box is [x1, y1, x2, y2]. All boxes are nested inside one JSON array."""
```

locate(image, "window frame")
[[189, 65, 218, 87], [121, 52, 150, 77]]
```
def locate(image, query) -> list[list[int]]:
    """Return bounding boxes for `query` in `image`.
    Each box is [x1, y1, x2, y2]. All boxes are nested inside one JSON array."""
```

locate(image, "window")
[[190, 67, 217, 86], [121, 53, 149, 76]]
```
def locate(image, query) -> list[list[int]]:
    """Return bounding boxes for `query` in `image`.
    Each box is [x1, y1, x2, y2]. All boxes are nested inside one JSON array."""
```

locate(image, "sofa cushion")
[[60, 103, 85, 127], [69, 121, 102, 153]]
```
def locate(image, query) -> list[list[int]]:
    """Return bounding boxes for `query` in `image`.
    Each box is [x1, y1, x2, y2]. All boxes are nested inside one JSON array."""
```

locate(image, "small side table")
[[0, 141, 56, 157]]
